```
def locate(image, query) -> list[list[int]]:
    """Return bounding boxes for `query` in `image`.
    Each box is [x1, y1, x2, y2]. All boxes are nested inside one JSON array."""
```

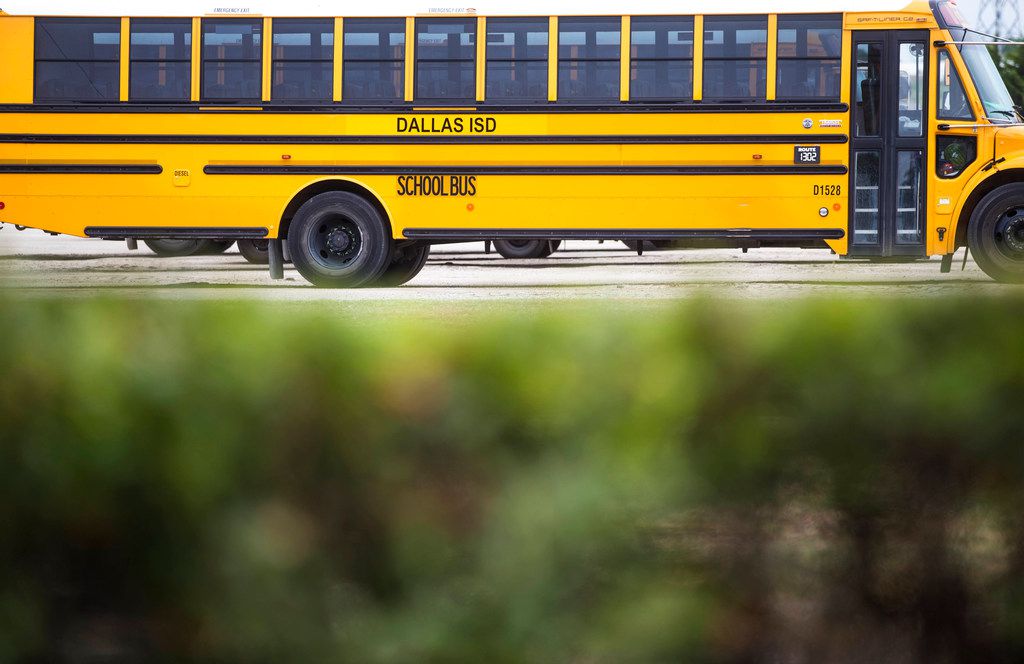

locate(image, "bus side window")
[[486, 18, 549, 102], [702, 16, 768, 102], [35, 18, 121, 102], [343, 19, 406, 103], [272, 19, 334, 102], [558, 17, 621, 101], [416, 19, 476, 102], [130, 19, 192, 102], [630, 16, 694, 101], [202, 19, 263, 103], [937, 50, 973, 121], [775, 14, 842, 101]]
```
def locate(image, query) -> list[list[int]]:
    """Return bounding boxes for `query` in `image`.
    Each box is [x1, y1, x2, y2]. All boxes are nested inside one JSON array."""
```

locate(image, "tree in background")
[[993, 43, 1024, 105]]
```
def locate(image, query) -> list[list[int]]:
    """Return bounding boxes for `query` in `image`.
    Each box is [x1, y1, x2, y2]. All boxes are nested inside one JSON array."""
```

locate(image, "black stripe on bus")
[[0, 102, 850, 115], [84, 227, 269, 239], [0, 134, 849, 146], [0, 164, 162, 174], [404, 228, 847, 241], [203, 165, 848, 176]]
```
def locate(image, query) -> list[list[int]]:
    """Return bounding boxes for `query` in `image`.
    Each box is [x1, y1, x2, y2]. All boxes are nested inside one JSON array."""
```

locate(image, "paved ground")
[[1, 226, 1019, 304]]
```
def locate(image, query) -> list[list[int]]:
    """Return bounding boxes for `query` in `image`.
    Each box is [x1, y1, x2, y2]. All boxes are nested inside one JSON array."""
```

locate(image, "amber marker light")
[[282, 155, 292, 161], [834, 204, 842, 212], [467, 204, 475, 212]]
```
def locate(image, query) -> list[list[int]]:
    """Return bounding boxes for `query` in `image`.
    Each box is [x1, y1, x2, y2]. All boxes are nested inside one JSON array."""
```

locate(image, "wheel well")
[[955, 169, 1024, 248], [279, 179, 391, 239]]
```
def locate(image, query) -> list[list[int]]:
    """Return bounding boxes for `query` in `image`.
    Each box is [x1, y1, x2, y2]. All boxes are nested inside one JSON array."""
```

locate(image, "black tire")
[[969, 183, 1024, 284], [237, 239, 271, 265], [494, 239, 562, 259], [144, 239, 203, 257], [375, 242, 431, 287], [286, 192, 392, 288], [197, 240, 235, 255]]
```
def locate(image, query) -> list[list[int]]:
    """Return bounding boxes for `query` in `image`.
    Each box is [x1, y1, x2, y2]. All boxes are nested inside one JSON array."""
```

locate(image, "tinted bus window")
[[558, 17, 620, 101], [202, 19, 263, 102], [416, 19, 476, 102], [273, 19, 334, 102], [703, 16, 767, 101], [630, 17, 694, 100], [343, 19, 405, 102], [35, 18, 120, 102], [486, 18, 548, 102], [776, 15, 842, 100], [937, 50, 973, 120], [130, 19, 192, 101]]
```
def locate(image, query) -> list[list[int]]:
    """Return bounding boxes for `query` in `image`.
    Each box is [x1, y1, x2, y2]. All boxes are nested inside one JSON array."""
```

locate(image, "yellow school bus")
[[0, 0, 1022, 287]]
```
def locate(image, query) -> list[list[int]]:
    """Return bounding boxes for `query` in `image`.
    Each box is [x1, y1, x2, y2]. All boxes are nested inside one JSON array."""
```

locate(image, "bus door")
[[849, 30, 930, 257]]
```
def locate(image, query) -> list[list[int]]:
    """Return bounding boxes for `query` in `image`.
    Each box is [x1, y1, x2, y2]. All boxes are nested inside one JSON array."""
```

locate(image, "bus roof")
[[0, 0, 935, 18]]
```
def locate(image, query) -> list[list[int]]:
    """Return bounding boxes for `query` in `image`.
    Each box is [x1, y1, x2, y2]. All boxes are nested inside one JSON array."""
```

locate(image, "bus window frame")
[[270, 17, 335, 103], [200, 17, 264, 104], [34, 17, 122, 103], [485, 16, 550, 104], [129, 17, 193, 103], [704, 15, 770, 102], [774, 13, 842, 102], [557, 16, 622, 102], [414, 17, 477, 103], [628, 15, 696, 102]]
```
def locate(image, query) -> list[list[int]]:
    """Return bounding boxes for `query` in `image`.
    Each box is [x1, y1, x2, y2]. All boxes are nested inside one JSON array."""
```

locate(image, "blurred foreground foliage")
[[1, 297, 1024, 663]]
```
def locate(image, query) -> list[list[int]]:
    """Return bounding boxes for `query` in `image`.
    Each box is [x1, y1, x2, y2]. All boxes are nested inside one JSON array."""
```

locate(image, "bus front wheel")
[[969, 183, 1024, 284], [287, 192, 392, 288], [238, 239, 271, 265]]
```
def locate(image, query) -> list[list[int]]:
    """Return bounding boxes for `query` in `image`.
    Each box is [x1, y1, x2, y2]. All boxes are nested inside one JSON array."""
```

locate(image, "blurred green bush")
[[1, 297, 1023, 663]]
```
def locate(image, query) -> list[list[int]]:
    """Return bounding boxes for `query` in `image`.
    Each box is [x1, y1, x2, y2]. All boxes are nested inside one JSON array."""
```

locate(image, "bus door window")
[[898, 43, 925, 137], [855, 42, 883, 137]]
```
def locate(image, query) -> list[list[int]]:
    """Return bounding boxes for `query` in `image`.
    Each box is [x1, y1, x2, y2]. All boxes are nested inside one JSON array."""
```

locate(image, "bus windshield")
[[957, 30, 1018, 121]]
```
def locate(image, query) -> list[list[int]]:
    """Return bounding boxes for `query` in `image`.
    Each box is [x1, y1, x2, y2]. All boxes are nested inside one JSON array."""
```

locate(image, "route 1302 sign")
[[795, 146, 821, 164]]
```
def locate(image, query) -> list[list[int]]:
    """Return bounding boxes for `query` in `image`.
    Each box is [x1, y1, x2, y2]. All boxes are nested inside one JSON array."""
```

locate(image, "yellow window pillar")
[[405, 18, 415, 102], [262, 17, 272, 102], [191, 18, 201, 101], [692, 16, 703, 102], [766, 14, 778, 101], [548, 16, 558, 102], [334, 17, 344, 102], [119, 17, 129, 101], [476, 17, 486, 102], [619, 16, 631, 102]]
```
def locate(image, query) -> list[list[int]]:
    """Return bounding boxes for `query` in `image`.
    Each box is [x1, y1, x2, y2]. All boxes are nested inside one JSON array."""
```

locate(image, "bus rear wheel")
[[238, 239, 271, 265], [375, 242, 431, 287], [144, 239, 203, 257], [286, 192, 392, 288], [969, 183, 1024, 284], [199, 240, 235, 255], [493, 239, 561, 259]]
